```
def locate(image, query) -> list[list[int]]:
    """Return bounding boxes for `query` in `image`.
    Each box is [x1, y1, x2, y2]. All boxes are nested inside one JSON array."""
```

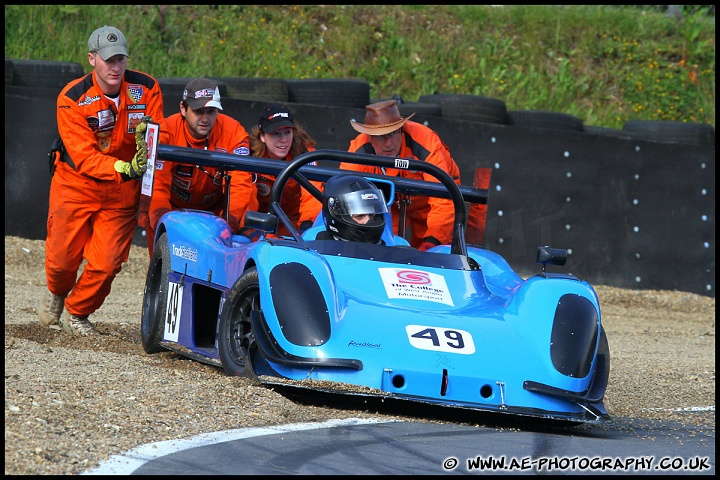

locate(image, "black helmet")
[[323, 174, 388, 244]]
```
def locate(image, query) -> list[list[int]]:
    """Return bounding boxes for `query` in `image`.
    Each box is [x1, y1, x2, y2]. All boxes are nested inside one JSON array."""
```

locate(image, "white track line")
[[83, 417, 394, 475]]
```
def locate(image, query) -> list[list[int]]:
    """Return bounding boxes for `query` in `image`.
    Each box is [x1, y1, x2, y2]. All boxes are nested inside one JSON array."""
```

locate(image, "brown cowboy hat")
[[350, 100, 415, 136]]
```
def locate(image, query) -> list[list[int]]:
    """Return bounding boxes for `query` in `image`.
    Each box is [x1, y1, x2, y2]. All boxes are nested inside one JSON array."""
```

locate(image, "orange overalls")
[[46, 69, 165, 317], [342, 121, 461, 247], [255, 147, 323, 235], [145, 113, 258, 256]]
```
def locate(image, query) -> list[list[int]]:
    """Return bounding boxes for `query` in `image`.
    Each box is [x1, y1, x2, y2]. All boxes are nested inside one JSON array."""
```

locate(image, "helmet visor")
[[329, 189, 389, 217]]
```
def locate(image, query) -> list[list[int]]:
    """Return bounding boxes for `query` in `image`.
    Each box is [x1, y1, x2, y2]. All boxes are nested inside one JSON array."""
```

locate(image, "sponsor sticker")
[[78, 95, 101, 107], [127, 112, 144, 134], [172, 243, 198, 262], [378, 268, 454, 306], [97, 108, 116, 132], [127, 84, 143, 103]]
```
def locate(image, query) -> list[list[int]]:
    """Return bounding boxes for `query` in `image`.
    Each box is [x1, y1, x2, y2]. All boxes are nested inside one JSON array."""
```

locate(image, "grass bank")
[[4, 5, 715, 129]]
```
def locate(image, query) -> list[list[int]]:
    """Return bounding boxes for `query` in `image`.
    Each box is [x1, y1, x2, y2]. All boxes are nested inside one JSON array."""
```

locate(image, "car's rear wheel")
[[141, 232, 170, 354], [218, 267, 259, 376]]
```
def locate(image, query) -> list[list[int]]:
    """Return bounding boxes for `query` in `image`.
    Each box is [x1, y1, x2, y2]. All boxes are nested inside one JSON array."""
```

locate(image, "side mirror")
[[244, 210, 277, 234], [536, 246, 568, 271]]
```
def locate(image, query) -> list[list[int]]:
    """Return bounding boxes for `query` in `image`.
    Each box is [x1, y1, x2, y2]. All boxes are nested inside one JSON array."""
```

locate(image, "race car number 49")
[[406, 325, 475, 354], [164, 281, 183, 342]]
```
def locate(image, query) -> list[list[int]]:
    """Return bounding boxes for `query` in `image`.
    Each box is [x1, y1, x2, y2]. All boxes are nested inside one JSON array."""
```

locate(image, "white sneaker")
[[60, 314, 97, 336], [38, 291, 67, 326]]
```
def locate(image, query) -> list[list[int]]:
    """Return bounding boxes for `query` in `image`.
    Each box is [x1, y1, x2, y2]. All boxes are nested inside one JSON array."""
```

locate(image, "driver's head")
[[323, 174, 388, 244]]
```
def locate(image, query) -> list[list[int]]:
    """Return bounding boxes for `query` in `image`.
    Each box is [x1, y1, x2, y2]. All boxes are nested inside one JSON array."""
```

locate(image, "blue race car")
[[141, 146, 610, 424]]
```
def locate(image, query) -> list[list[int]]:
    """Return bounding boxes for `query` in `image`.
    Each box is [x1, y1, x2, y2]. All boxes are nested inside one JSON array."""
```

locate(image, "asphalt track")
[[85, 414, 714, 475]]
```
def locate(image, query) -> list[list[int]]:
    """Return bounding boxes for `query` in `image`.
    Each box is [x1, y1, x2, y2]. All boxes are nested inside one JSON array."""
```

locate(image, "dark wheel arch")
[[591, 326, 611, 402], [218, 267, 260, 376]]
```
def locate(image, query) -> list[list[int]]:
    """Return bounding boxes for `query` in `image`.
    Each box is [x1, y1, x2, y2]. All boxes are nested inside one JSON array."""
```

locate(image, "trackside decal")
[[378, 268, 454, 306], [164, 281, 183, 342], [406, 325, 475, 354], [172, 244, 198, 262]]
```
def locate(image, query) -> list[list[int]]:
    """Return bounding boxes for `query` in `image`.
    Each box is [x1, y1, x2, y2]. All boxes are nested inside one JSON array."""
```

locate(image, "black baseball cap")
[[258, 105, 295, 133]]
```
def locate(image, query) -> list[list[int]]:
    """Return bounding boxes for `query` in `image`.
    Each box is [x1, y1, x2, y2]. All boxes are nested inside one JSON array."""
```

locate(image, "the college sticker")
[[378, 268, 453, 306]]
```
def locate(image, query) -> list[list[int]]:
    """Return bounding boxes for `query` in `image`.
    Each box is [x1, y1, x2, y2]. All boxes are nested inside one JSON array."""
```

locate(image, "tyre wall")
[[5, 78, 715, 298]]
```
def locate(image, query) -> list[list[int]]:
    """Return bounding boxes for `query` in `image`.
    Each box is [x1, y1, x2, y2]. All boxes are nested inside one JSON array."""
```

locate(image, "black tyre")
[[398, 101, 442, 117], [141, 232, 170, 354], [622, 120, 715, 145], [584, 125, 636, 140], [288, 79, 370, 108], [218, 267, 260, 376], [419, 94, 509, 124], [11, 59, 85, 89], [5, 57, 13, 85], [212, 77, 289, 102], [371, 96, 442, 118], [508, 110, 584, 131]]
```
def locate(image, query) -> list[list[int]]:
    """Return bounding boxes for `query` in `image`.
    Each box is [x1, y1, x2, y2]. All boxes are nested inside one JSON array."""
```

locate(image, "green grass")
[[4, 4, 715, 129]]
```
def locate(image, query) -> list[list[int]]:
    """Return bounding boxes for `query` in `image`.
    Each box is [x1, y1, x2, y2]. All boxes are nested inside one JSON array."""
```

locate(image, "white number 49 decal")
[[406, 325, 475, 354], [163, 281, 182, 342]]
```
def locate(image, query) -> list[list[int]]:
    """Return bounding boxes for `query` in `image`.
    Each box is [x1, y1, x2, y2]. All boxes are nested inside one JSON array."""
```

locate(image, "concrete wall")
[[5, 84, 715, 297]]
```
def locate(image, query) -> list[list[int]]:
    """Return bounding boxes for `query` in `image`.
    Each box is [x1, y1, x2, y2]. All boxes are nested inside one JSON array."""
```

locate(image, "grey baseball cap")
[[88, 26, 129, 60]]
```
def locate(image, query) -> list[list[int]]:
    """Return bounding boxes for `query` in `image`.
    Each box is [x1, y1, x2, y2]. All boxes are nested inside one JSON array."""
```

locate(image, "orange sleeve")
[[415, 130, 461, 245], [341, 134, 380, 174], [223, 118, 258, 224], [147, 160, 174, 229], [55, 95, 111, 180], [297, 182, 323, 226], [291, 147, 321, 226], [56, 87, 129, 182], [228, 172, 258, 224]]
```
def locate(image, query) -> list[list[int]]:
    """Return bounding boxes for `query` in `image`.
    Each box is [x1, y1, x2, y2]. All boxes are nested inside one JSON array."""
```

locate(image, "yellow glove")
[[114, 144, 148, 181], [135, 115, 153, 149]]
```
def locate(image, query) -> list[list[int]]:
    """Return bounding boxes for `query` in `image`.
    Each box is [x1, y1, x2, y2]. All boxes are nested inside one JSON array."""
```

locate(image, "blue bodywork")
[[142, 147, 610, 424]]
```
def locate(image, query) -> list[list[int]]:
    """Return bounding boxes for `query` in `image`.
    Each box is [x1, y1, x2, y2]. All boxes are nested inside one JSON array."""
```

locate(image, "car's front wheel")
[[141, 232, 170, 354], [218, 267, 259, 376]]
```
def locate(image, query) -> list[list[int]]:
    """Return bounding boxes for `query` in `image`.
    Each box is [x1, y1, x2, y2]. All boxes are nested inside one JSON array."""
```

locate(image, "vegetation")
[[4, 5, 715, 128]]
